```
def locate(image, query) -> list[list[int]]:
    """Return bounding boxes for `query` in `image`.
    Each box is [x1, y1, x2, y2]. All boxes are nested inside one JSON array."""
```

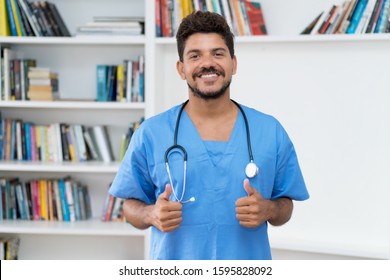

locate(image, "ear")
[[176, 60, 186, 80], [232, 55, 237, 75]]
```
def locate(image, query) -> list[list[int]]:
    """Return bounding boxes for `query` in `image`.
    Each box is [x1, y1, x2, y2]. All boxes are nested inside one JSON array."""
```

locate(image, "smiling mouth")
[[200, 73, 218, 78]]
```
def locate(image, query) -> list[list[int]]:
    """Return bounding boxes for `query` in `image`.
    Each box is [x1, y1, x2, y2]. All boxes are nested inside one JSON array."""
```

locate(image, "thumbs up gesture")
[[152, 184, 182, 232], [235, 179, 272, 228]]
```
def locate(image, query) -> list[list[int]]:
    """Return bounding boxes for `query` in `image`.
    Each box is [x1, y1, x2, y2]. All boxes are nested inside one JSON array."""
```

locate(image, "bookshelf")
[[1, 0, 389, 260], [0, 0, 148, 260]]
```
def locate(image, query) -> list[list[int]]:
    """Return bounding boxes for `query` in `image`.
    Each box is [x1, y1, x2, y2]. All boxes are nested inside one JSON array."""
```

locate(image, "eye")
[[214, 52, 224, 57]]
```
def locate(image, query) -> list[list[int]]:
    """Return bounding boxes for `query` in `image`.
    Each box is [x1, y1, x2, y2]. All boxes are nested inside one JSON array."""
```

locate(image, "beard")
[[188, 67, 232, 100]]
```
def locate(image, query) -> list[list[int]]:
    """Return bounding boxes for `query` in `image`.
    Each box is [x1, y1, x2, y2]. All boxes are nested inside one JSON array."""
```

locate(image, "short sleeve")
[[272, 122, 309, 201], [109, 128, 156, 204]]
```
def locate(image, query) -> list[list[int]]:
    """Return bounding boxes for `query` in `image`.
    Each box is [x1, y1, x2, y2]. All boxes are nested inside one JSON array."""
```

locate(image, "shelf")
[[0, 219, 146, 237], [0, 161, 120, 173], [0, 36, 147, 46], [0, 100, 145, 110]]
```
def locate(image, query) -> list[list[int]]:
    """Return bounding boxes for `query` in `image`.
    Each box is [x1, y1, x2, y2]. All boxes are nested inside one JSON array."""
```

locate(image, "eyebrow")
[[185, 47, 228, 56]]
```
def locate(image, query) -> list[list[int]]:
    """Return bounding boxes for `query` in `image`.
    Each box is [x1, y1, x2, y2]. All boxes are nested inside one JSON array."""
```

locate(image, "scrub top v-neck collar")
[[178, 109, 244, 169]]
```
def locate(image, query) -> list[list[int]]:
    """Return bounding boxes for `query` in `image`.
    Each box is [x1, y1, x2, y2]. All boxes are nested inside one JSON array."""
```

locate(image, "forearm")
[[268, 197, 293, 226], [122, 199, 154, 230]]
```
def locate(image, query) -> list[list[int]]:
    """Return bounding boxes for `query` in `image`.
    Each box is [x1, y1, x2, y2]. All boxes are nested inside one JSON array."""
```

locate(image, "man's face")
[[176, 33, 237, 100]]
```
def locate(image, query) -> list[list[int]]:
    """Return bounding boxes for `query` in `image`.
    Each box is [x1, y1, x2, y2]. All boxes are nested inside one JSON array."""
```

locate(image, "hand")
[[151, 184, 183, 232], [235, 179, 273, 228]]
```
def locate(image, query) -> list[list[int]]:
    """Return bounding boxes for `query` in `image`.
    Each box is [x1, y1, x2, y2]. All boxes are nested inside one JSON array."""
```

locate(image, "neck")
[[184, 95, 238, 142], [185, 95, 235, 119]]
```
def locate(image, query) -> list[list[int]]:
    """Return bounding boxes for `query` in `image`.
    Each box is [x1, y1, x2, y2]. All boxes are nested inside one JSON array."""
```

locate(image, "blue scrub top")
[[109, 103, 309, 260]]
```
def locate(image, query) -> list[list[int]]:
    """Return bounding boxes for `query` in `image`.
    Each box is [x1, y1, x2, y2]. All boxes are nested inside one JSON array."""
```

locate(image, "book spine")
[[10, 0, 24, 36], [0, 0, 11, 36], [17, 0, 42, 36], [58, 179, 70, 221], [374, 0, 390, 32], [346, 0, 369, 33], [96, 65, 107, 102], [5, 0, 18, 36], [46, 2, 71, 36]]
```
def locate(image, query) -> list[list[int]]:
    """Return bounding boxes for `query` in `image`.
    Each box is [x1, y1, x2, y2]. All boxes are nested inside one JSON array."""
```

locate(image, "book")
[[336, 0, 356, 33], [86, 126, 103, 161], [365, 0, 383, 33], [40, 1, 61, 36], [220, 0, 235, 33], [3, 48, 16, 101], [239, 0, 251, 35], [374, 0, 390, 32], [0, 0, 11, 36], [39, 179, 47, 220], [65, 124, 78, 162], [318, 5, 338, 34], [12, 59, 22, 100], [116, 64, 125, 101], [326, 4, 345, 34], [73, 124, 88, 162], [16, 0, 33, 36], [356, 0, 377, 33], [92, 125, 114, 163], [72, 181, 81, 221], [311, 4, 334, 34], [58, 123, 69, 161], [5, 0, 17, 36], [10, 0, 25, 36], [96, 65, 107, 102], [301, 12, 323, 34], [244, 0, 267, 35], [231, 0, 245, 35], [346, 0, 369, 34], [64, 179, 75, 221], [30, 180, 40, 220], [58, 178, 70, 221], [45, 1, 71, 36], [52, 179, 62, 221], [17, 0, 43, 36]]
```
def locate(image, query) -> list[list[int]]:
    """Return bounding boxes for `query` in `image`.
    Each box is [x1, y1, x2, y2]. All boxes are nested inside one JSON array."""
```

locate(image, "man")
[[109, 11, 309, 259]]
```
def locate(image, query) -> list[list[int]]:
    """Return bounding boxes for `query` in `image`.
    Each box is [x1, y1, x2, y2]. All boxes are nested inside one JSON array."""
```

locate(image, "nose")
[[199, 54, 216, 67]]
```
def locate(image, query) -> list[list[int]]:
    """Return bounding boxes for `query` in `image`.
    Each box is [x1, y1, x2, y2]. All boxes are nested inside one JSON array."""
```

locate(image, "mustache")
[[193, 67, 225, 79]]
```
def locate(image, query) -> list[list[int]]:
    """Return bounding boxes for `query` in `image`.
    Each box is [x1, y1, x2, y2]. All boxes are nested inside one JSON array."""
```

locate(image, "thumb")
[[159, 184, 172, 201], [243, 178, 256, 196], [243, 179, 264, 199]]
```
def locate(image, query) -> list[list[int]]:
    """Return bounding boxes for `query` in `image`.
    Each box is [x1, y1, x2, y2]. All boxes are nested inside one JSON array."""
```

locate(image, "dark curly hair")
[[176, 11, 235, 62]]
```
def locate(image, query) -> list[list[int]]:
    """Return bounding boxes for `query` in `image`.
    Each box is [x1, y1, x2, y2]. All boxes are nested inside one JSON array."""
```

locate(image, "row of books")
[[0, 177, 92, 222], [101, 186, 125, 222], [96, 56, 145, 103], [302, 0, 390, 35], [156, 0, 267, 37], [0, 47, 36, 101], [0, 117, 116, 163], [102, 117, 145, 222], [0, 0, 70, 37], [0, 236, 19, 260], [76, 16, 144, 37]]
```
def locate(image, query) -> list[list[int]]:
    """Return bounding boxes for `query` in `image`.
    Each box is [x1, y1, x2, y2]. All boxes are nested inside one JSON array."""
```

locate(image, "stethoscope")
[[164, 100, 259, 203]]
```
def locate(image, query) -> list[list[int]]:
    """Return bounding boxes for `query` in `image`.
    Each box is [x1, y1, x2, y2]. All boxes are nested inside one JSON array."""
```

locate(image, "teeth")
[[201, 74, 217, 78]]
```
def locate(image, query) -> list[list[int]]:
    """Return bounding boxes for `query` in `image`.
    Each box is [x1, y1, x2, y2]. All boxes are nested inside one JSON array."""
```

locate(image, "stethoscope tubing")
[[164, 99, 257, 203]]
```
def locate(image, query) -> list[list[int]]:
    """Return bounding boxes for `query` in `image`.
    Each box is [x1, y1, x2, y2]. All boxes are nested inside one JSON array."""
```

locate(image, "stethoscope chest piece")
[[245, 161, 259, 179]]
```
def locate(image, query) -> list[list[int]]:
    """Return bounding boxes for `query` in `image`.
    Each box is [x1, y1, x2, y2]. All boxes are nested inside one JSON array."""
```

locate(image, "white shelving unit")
[[0, 0, 149, 260], [1, 0, 389, 260]]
